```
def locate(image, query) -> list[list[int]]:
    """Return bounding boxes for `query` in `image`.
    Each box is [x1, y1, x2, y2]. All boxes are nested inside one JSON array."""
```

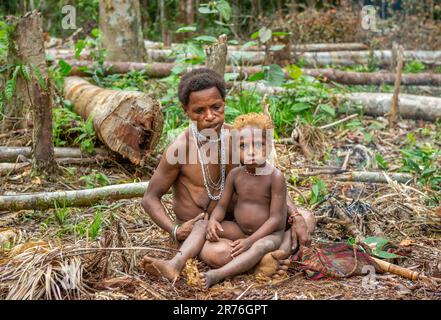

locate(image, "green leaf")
[[30, 63, 47, 90], [250, 31, 260, 39], [373, 250, 404, 259], [270, 44, 285, 51], [198, 7, 218, 14], [193, 35, 217, 43], [5, 65, 20, 100], [264, 64, 285, 87], [319, 104, 335, 117], [272, 31, 290, 36], [216, 0, 232, 21], [75, 40, 86, 59], [90, 28, 100, 38], [291, 102, 312, 112], [186, 42, 204, 58], [241, 40, 258, 51], [248, 71, 264, 82], [58, 59, 72, 76], [375, 153, 389, 170], [258, 27, 272, 43], [21, 64, 31, 81], [285, 64, 302, 80], [176, 25, 197, 33]]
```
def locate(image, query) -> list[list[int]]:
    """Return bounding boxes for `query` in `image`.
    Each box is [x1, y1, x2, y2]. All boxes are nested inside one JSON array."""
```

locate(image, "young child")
[[200, 112, 287, 288]]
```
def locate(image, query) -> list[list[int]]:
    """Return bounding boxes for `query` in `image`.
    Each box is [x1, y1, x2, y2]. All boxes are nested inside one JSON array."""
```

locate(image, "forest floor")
[[0, 115, 440, 300]]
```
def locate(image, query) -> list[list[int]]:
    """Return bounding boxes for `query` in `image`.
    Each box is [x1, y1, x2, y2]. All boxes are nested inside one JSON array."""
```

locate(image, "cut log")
[[0, 147, 110, 162], [50, 49, 441, 66], [63, 77, 163, 165], [340, 93, 441, 122], [300, 69, 441, 86], [64, 61, 441, 86], [143, 40, 368, 52], [0, 182, 149, 212], [235, 82, 441, 122], [300, 50, 441, 67]]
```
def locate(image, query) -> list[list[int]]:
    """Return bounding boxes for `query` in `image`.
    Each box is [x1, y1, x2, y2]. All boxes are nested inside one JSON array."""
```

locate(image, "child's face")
[[185, 87, 225, 133], [238, 126, 269, 167]]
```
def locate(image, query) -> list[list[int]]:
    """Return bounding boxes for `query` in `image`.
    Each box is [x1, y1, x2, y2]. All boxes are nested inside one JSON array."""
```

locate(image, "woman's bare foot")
[[141, 256, 180, 281], [253, 250, 290, 278], [198, 271, 219, 289]]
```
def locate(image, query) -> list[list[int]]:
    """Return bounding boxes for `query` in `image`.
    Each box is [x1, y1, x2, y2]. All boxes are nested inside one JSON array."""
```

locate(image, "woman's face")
[[185, 87, 225, 133]]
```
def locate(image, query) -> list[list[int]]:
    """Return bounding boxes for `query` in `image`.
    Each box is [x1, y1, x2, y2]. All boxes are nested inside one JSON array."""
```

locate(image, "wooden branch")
[[0, 182, 149, 212], [335, 172, 413, 184], [0, 146, 110, 162], [389, 44, 404, 126]]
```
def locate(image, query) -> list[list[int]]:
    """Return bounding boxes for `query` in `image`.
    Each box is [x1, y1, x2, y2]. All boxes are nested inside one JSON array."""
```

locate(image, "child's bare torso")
[[233, 167, 274, 235]]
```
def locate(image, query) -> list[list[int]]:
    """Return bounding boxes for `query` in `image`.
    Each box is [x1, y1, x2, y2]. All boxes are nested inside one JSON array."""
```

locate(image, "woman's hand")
[[175, 212, 205, 241], [206, 219, 223, 242], [231, 238, 252, 257]]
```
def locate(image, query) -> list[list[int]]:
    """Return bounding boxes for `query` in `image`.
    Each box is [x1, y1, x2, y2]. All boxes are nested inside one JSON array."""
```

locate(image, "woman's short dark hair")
[[178, 68, 226, 107]]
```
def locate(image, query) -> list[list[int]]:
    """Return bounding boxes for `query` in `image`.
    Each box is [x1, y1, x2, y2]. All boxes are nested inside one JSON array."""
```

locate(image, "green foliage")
[[309, 177, 328, 205], [400, 144, 441, 191], [361, 237, 404, 259], [79, 170, 111, 189], [403, 59, 426, 73], [374, 153, 389, 170], [52, 105, 96, 153]]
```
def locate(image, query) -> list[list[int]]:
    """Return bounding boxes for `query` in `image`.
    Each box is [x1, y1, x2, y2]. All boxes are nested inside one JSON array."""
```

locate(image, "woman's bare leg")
[[141, 220, 208, 281]]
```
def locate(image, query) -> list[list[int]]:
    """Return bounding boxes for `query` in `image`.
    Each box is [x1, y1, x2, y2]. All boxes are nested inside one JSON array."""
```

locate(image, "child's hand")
[[231, 238, 252, 257], [206, 220, 223, 242]]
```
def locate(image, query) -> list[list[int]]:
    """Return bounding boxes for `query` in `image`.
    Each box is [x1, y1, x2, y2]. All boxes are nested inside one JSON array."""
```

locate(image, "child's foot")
[[198, 271, 219, 289], [141, 256, 180, 281], [254, 250, 290, 278]]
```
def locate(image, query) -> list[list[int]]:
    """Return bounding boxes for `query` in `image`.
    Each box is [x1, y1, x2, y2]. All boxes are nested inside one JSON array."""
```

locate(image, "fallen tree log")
[[339, 92, 441, 122], [64, 77, 163, 165], [236, 82, 441, 122], [0, 157, 104, 176], [0, 182, 149, 211], [301, 50, 441, 67], [301, 69, 441, 86], [60, 49, 441, 66], [144, 40, 369, 52], [65, 61, 441, 86], [0, 147, 110, 162]]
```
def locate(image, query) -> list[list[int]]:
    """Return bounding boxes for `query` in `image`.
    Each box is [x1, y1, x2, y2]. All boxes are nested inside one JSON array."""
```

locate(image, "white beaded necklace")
[[190, 122, 226, 201]]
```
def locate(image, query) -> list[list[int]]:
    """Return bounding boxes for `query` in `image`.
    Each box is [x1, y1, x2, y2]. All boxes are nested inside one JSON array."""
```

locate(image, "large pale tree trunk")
[[99, 0, 146, 62], [63, 77, 163, 165], [3, 11, 55, 176]]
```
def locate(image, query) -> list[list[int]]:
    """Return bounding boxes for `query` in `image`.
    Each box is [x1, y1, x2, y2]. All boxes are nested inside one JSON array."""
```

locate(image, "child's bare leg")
[[255, 208, 316, 277], [254, 230, 291, 277], [199, 221, 246, 268], [199, 231, 283, 288], [142, 220, 207, 281]]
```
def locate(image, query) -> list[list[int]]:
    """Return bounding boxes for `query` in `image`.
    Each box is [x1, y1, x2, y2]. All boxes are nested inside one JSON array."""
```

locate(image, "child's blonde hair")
[[232, 112, 274, 130]]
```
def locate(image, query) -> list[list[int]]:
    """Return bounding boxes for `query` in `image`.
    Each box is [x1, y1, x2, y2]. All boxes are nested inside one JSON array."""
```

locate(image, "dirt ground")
[[0, 116, 440, 300]]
